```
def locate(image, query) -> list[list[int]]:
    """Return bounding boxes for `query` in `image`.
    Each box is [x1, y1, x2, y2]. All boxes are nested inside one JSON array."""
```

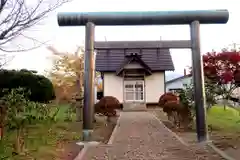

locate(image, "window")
[[169, 88, 183, 93], [124, 80, 144, 102]]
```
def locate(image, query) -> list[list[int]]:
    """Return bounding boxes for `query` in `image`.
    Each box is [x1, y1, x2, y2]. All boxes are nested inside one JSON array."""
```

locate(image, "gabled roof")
[[166, 74, 192, 84], [116, 53, 152, 76], [95, 41, 175, 72]]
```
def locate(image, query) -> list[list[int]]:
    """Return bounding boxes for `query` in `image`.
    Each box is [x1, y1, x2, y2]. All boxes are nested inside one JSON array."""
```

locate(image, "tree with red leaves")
[[201, 49, 240, 109]]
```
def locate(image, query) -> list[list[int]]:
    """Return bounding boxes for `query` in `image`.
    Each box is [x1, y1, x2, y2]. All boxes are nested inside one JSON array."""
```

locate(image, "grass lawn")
[[0, 104, 82, 160], [207, 105, 240, 132], [206, 106, 240, 156], [152, 105, 240, 133]]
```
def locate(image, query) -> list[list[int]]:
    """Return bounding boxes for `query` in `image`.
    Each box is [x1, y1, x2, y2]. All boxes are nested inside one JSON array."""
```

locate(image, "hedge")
[[0, 69, 55, 102]]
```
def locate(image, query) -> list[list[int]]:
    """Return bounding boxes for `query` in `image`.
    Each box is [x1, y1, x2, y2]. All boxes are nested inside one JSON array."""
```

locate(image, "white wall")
[[103, 73, 123, 103], [145, 72, 165, 103], [166, 76, 192, 92]]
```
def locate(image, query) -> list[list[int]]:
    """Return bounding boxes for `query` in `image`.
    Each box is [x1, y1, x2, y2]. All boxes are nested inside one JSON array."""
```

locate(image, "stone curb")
[[207, 142, 236, 160], [152, 113, 189, 146], [107, 112, 122, 144], [73, 145, 88, 160], [74, 113, 121, 159]]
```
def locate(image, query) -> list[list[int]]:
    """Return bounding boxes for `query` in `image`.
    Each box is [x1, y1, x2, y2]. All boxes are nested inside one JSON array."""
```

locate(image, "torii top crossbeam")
[[57, 10, 229, 26]]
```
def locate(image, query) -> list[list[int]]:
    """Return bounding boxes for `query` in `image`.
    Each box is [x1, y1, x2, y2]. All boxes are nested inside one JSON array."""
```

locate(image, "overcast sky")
[[3, 0, 240, 76]]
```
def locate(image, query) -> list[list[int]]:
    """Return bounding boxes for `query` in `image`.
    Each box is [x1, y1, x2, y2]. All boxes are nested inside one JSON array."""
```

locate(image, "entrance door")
[[124, 80, 144, 102]]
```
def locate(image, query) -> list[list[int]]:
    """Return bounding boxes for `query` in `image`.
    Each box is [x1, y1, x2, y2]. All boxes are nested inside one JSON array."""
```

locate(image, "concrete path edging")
[[74, 142, 100, 160], [207, 142, 236, 160], [152, 113, 189, 146], [152, 113, 235, 160], [107, 112, 122, 144], [73, 145, 89, 160], [74, 113, 122, 160]]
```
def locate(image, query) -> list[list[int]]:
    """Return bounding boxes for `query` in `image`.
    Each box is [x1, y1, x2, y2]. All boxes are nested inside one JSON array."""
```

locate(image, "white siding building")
[[166, 75, 192, 92]]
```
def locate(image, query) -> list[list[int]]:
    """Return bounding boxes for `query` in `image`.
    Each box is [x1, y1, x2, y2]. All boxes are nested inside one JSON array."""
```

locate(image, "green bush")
[[0, 88, 54, 155], [0, 69, 55, 102]]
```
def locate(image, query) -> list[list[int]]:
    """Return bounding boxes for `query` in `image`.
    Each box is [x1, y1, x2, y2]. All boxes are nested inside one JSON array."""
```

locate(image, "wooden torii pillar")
[[57, 10, 229, 142]]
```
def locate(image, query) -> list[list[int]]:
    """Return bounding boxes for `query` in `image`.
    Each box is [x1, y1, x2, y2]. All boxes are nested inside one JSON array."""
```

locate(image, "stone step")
[[122, 103, 147, 111]]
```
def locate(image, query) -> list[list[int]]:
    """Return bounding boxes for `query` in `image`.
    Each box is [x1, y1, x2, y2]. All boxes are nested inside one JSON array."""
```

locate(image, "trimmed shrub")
[[0, 69, 55, 102], [94, 96, 120, 118], [158, 92, 179, 107], [158, 92, 192, 129]]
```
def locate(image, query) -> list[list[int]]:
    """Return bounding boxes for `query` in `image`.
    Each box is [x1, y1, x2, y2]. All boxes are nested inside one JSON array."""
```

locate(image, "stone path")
[[77, 112, 225, 160]]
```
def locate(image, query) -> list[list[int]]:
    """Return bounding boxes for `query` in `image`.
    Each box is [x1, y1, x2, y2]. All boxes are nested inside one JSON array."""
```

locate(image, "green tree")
[[178, 79, 218, 112]]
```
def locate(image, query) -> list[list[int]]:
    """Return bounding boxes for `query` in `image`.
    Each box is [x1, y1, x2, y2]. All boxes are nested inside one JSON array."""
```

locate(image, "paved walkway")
[[78, 112, 224, 160]]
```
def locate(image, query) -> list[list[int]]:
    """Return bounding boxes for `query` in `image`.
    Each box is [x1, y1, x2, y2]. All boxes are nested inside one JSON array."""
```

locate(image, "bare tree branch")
[[0, 33, 50, 52], [0, 53, 15, 68], [0, 0, 71, 52]]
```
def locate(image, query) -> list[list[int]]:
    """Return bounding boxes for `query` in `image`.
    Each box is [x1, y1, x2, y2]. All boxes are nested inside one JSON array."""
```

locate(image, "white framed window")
[[124, 80, 144, 102]]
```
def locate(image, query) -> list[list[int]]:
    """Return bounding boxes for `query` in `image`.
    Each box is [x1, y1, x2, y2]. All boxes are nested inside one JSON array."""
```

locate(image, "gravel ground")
[[79, 112, 225, 160]]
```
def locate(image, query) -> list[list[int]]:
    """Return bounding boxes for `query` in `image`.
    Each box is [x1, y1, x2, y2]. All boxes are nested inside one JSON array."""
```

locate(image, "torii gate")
[[57, 10, 229, 142]]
